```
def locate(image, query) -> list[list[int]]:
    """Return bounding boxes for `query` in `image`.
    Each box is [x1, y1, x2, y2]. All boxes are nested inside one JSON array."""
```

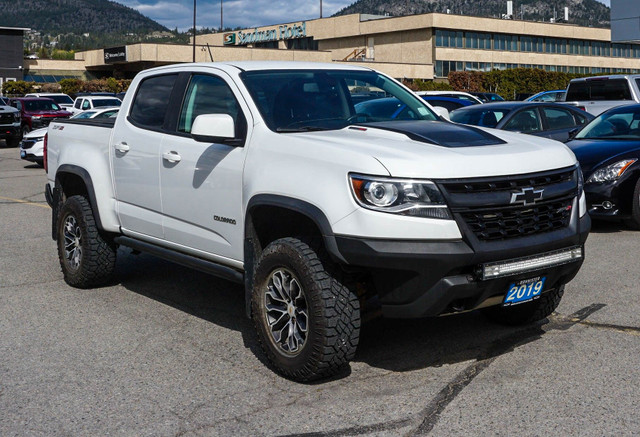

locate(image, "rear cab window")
[[129, 74, 178, 130], [566, 79, 632, 101]]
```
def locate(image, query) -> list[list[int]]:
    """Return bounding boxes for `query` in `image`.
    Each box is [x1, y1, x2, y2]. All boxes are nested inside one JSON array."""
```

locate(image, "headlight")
[[14, 113, 20, 122], [32, 115, 42, 120], [349, 174, 452, 219], [587, 159, 637, 183]]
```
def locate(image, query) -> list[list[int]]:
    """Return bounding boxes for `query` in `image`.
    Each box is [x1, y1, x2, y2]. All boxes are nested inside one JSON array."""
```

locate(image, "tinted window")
[[129, 74, 178, 129], [178, 74, 243, 135], [74, 99, 82, 109], [450, 109, 510, 128], [542, 107, 578, 129], [49, 95, 74, 105], [25, 100, 61, 111], [92, 98, 121, 108], [504, 109, 541, 133], [426, 99, 464, 112], [566, 79, 632, 101]]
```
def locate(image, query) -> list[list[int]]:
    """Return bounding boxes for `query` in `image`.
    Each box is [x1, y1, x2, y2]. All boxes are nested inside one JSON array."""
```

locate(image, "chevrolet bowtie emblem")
[[510, 187, 544, 205]]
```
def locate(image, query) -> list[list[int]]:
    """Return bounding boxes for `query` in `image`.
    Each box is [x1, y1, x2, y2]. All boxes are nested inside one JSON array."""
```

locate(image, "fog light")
[[602, 201, 613, 210]]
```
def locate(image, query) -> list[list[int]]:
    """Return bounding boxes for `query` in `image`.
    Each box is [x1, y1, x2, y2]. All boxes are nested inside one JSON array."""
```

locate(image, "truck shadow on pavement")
[[114, 248, 558, 378]]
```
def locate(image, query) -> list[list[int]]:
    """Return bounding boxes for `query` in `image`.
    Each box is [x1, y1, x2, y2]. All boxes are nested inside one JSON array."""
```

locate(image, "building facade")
[[0, 26, 28, 94]]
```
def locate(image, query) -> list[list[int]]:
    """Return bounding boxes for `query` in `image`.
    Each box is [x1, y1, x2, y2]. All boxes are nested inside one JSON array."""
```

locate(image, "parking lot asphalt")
[[1, 145, 639, 436]]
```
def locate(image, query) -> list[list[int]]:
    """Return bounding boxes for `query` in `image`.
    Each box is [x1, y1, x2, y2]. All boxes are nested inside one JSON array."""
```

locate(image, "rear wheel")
[[57, 195, 116, 288], [624, 178, 640, 230], [252, 237, 360, 382], [482, 285, 564, 326]]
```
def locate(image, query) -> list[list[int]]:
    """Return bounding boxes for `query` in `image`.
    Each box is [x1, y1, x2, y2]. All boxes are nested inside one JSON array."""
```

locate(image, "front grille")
[[439, 167, 578, 242], [21, 140, 36, 149], [444, 168, 575, 194], [0, 114, 16, 124], [460, 198, 573, 241]]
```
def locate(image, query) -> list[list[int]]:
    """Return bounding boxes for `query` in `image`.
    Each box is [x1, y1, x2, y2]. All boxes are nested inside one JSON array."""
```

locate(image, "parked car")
[[450, 102, 593, 142], [1, 96, 9, 105], [8, 97, 72, 136], [0, 104, 22, 147], [45, 61, 589, 381], [70, 96, 122, 115], [470, 92, 505, 103], [25, 93, 74, 109], [420, 95, 476, 113], [415, 90, 483, 105], [564, 75, 640, 115], [20, 107, 119, 165], [353, 97, 450, 120], [565, 104, 640, 228], [526, 90, 566, 102]]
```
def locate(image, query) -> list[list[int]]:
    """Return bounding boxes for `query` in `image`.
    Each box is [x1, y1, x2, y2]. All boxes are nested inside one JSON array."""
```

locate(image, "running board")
[[114, 236, 244, 284]]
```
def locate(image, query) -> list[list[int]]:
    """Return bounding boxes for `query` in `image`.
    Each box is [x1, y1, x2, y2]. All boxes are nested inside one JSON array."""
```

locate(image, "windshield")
[[240, 69, 438, 132], [93, 99, 121, 108], [575, 106, 640, 140], [450, 108, 510, 128], [24, 100, 61, 112]]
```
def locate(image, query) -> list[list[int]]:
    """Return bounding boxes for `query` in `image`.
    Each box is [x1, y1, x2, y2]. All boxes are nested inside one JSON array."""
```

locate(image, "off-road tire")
[[57, 195, 116, 288], [624, 178, 640, 230], [482, 285, 565, 326], [252, 237, 360, 382]]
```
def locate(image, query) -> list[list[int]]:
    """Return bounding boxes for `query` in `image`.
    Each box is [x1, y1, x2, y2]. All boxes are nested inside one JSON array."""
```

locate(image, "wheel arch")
[[243, 194, 346, 318], [55, 164, 104, 234]]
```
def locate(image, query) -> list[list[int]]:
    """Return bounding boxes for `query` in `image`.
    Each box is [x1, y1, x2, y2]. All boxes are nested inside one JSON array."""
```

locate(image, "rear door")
[[539, 106, 584, 141], [158, 70, 251, 263], [111, 73, 179, 239]]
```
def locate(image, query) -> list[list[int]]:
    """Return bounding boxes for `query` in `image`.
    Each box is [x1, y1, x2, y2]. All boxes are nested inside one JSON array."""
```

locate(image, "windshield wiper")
[[276, 126, 330, 133]]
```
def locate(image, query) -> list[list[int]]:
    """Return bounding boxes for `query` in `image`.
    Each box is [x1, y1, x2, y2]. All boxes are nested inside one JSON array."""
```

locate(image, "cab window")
[[129, 74, 178, 130], [178, 74, 245, 138]]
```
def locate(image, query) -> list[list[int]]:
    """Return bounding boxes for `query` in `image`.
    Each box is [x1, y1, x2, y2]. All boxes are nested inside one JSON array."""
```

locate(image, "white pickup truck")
[[45, 61, 590, 381], [564, 74, 640, 115]]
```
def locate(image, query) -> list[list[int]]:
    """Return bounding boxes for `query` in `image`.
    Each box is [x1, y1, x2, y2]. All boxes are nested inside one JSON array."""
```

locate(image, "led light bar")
[[481, 246, 583, 280]]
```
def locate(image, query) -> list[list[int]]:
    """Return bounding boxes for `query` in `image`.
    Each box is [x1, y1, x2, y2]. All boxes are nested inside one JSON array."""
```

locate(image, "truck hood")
[[288, 121, 577, 179]]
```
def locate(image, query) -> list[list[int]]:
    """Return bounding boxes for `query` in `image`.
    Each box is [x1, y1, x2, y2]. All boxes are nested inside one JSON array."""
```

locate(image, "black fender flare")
[[243, 194, 346, 317], [55, 164, 105, 233]]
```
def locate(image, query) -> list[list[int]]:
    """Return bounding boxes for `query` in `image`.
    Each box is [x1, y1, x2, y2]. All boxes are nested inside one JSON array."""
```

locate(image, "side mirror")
[[567, 127, 580, 140], [191, 114, 242, 145], [433, 106, 450, 121]]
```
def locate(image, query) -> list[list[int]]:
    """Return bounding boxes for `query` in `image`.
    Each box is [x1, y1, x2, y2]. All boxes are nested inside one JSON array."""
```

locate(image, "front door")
[[159, 72, 250, 263]]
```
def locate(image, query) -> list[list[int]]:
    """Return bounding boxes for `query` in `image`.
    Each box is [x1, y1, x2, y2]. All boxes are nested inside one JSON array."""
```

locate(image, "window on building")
[[545, 38, 567, 54], [465, 32, 491, 50], [494, 34, 518, 51], [286, 37, 318, 51], [435, 30, 463, 48]]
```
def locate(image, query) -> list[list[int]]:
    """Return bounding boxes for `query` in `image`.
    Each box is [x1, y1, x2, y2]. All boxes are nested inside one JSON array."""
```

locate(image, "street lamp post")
[[221, 0, 223, 32], [192, 0, 196, 62], [320, 0, 323, 18]]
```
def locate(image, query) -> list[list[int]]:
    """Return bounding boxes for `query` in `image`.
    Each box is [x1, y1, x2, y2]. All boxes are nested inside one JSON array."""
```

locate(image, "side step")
[[114, 236, 244, 284]]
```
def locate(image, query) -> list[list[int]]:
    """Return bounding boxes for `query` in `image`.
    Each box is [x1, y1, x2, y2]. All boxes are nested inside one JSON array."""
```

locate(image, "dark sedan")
[[566, 104, 640, 228], [450, 102, 593, 142]]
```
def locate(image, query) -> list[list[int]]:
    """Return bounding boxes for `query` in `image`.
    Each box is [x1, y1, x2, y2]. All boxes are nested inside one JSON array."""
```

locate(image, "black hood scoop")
[[357, 120, 507, 148]]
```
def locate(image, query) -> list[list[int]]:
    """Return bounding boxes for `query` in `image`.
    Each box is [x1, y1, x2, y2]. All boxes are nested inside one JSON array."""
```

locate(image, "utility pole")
[[192, 0, 196, 62], [320, 0, 323, 18], [221, 0, 223, 32]]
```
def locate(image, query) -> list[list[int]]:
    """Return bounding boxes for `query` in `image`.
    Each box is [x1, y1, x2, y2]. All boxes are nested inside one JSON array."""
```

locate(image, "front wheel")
[[252, 238, 360, 382], [482, 285, 565, 326], [624, 178, 640, 230], [57, 195, 116, 288]]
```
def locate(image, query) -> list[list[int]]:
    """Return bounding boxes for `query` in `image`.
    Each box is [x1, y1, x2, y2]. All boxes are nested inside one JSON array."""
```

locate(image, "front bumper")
[[333, 213, 590, 318], [0, 125, 20, 139], [584, 179, 635, 220]]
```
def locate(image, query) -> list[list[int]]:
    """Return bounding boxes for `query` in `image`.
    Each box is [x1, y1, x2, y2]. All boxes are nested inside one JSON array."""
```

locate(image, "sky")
[[116, 0, 612, 32]]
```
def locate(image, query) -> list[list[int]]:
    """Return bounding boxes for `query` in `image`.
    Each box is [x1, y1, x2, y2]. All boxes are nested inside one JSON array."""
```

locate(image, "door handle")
[[114, 142, 130, 152], [162, 151, 182, 163]]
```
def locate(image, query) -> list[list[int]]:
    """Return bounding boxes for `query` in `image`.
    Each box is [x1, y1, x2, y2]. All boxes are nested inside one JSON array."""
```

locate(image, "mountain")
[[0, 0, 169, 50], [334, 0, 611, 28]]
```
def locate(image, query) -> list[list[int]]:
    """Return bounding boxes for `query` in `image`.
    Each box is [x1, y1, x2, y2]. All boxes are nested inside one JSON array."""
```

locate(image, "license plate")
[[503, 276, 546, 306]]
